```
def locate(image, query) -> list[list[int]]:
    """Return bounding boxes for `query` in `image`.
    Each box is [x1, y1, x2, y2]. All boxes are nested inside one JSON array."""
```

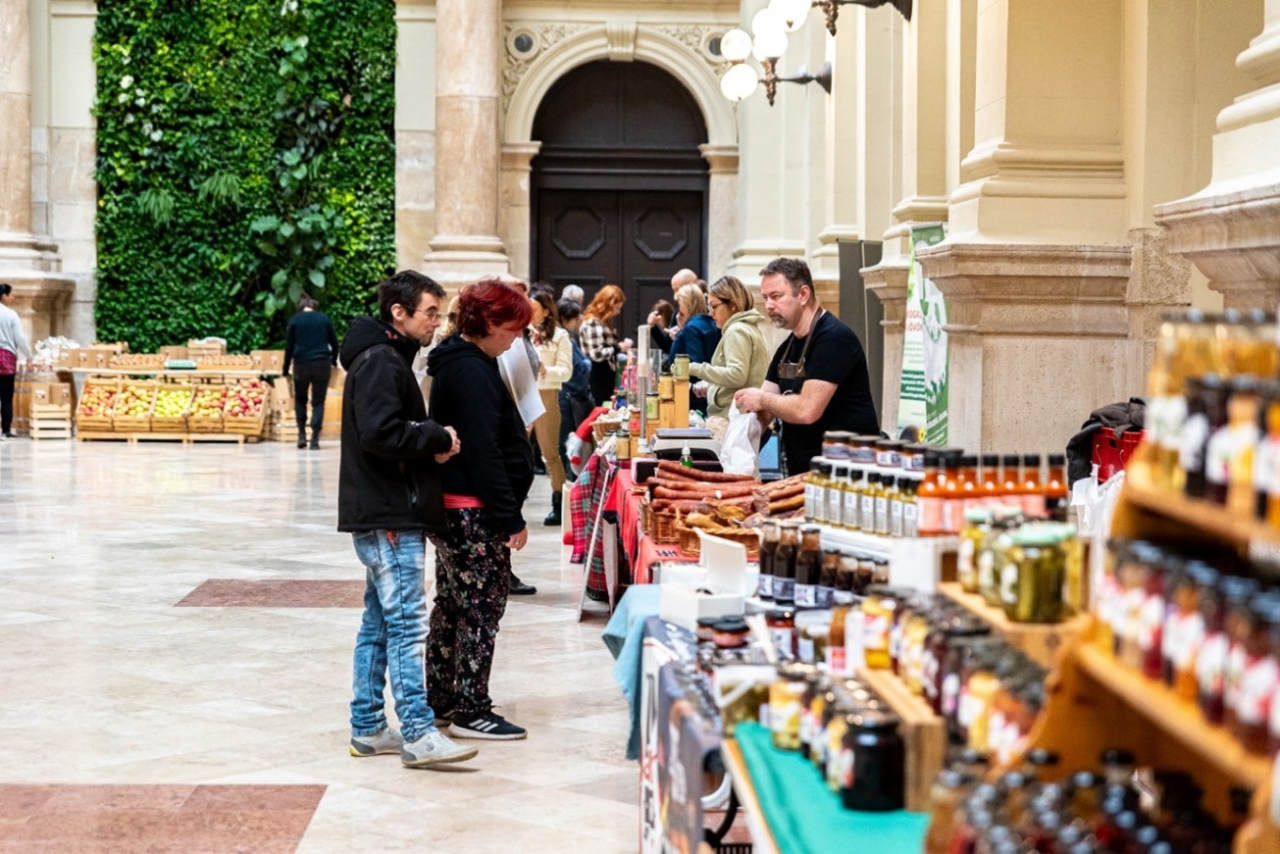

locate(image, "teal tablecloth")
[[734, 721, 930, 854], [602, 585, 663, 759]]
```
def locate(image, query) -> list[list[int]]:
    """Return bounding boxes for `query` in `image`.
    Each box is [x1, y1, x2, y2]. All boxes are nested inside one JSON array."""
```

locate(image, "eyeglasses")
[[708, 299, 727, 312], [403, 306, 441, 321]]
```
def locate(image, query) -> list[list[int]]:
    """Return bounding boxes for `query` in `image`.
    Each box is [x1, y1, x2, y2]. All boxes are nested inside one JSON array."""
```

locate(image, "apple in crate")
[[78, 385, 117, 417]]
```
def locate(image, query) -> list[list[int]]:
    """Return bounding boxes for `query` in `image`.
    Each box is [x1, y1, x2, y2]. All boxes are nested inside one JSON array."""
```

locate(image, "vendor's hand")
[[693, 380, 709, 398], [506, 526, 529, 551], [538, 363, 546, 379], [647, 311, 665, 329], [618, 339, 633, 353], [734, 387, 768, 414]]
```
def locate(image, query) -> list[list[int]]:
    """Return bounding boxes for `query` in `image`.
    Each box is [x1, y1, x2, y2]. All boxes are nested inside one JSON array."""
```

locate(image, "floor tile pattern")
[[176, 579, 368, 608], [0, 439, 636, 852]]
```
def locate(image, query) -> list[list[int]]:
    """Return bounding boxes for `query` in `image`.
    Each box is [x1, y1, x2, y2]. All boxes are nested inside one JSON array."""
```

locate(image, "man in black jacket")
[[337, 270, 478, 769]]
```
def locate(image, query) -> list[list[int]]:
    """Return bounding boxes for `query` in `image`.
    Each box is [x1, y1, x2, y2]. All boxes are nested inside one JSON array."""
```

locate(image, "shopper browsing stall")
[[579, 284, 630, 405], [556, 298, 593, 478], [529, 286, 572, 526], [0, 284, 31, 439], [734, 257, 879, 475], [336, 270, 476, 769], [425, 278, 535, 741], [665, 284, 721, 417], [688, 275, 768, 418]]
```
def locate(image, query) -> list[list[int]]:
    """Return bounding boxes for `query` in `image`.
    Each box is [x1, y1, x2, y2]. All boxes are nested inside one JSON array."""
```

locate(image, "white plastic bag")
[[719, 402, 762, 477]]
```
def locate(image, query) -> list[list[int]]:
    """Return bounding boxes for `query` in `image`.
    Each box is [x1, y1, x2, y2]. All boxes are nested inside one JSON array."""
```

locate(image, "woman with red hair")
[[579, 284, 629, 405], [425, 277, 535, 740]]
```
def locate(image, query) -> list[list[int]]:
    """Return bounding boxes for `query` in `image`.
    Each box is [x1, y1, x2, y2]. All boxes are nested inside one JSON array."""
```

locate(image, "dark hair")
[[530, 281, 556, 301], [650, 299, 674, 328], [759, 257, 813, 296], [378, 270, 445, 322], [531, 289, 560, 340], [0, 284, 11, 298], [297, 291, 319, 311], [456, 277, 534, 338], [557, 298, 582, 322]]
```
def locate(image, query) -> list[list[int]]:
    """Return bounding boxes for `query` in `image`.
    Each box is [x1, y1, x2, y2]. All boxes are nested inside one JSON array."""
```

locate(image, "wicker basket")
[[677, 523, 761, 559], [651, 510, 680, 544]]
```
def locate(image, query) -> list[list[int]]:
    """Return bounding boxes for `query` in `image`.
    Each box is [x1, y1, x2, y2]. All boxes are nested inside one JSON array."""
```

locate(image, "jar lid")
[[778, 661, 815, 679], [875, 439, 905, 450], [713, 616, 748, 633], [767, 607, 796, 620], [1012, 525, 1066, 547], [965, 507, 995, 524], [696, 617, 720, 628], [848, 708, 901, 730]]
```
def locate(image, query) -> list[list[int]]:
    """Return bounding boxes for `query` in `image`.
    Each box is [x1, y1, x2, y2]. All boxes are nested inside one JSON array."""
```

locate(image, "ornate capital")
[[605, 20, 637, 62]]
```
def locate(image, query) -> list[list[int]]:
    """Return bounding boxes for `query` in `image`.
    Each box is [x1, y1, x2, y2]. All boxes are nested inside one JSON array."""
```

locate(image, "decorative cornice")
[[698, 143, 739, 174]]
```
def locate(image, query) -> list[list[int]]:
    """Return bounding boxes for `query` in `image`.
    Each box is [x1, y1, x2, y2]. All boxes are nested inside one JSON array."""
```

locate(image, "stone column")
[[499, 141, 540, 280], [700, 144, 739, 280], [0, 0, 73, 343], [916, 0, 1133, 452], [1155, 0, 1280, 311], [864, 270, 908, 430], [423, 0, 509, 287]]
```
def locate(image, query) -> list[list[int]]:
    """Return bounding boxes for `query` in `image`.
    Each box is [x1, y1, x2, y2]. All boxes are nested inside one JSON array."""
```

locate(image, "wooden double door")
[[535, 188, 704, 338]]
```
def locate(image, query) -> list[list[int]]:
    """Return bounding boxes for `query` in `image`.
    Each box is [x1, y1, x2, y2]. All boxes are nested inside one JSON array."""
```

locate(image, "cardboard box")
[[658, 532, 751, 631], [270, 377, 293, 413], [160, 345, 189, 361], [187, 338, 226, 356], [251, 350, 285, 373]]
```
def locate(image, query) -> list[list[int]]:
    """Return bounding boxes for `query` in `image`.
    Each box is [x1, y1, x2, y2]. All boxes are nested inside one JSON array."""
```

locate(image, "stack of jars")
[[928, 748, 1242, 854], [1096, 540, 1280, 756], [805, 437, 1071, 538], [769, 663, 908, 812], [956, 509, 1086, 624]]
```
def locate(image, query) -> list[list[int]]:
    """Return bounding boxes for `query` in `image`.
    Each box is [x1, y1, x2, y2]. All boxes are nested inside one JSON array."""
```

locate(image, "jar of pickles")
[[770, 662, 813, 750], [999, 525, 1066, 624], [959, 508, 993, 594]]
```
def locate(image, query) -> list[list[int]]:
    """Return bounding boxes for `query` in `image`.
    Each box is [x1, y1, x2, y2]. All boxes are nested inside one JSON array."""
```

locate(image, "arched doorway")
[[531, 60, 709, 336]]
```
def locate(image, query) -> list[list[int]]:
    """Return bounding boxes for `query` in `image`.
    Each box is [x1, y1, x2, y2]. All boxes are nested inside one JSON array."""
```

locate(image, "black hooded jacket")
[[337, 317, 455, 533], [427, 333, 535, 537]]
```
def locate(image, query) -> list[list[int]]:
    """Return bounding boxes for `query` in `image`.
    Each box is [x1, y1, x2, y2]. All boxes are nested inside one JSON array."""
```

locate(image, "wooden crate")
[[110, 354, 165, 371], [29, 403, 72, 441], [151, 386, 194, 433], [224, 413, 267, 437], [856, 666, 947, 813], [111, 380, 157, 433], [75, 378, 119, 433], [188, 386, 228, 432]]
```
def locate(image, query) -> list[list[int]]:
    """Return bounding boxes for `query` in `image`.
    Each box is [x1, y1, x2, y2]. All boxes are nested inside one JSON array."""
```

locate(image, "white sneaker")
[[401, 728, 479, 768], [349, 727, 404, 757]]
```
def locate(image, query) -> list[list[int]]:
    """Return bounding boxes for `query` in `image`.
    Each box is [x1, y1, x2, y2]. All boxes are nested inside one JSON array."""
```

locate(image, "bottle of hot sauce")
[[959, 456, 982, 515], [1000, 455, 1021, 507], [917, 452, 946, 537], [979, 455, 1001, 507], [939, 456, 963, 535], [1045, 454, 1068, 521], [1020, 454, 1046, 519]]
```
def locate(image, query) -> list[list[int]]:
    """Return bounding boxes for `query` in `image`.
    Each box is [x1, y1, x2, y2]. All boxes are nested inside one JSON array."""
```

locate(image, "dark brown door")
[[536, 189, 704, 336], [531, 59, 709, 338]]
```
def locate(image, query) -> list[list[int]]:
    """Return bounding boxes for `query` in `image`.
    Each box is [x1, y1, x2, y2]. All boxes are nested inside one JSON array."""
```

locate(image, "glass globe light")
[[769, 0, 812, 32], [751, 8, 786, 39], [752, 28, 789, 62], [720, 28, 753, 63], [720, 63, 759, 102]]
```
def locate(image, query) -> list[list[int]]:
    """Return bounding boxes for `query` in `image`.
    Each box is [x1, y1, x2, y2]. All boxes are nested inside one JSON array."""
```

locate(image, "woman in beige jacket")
[[530, 287, 573, 525], [689, 276, 769, 418]]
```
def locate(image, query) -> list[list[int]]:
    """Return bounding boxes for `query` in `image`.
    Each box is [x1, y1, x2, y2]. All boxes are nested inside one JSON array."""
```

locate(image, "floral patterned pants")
[[427, 508, 511, 717]]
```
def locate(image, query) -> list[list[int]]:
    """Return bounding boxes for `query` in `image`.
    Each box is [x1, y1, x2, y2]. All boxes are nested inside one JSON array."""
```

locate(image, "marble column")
[[0, 0, 73, 343], [700, 144, 739, 281], [498, 142, 540, 281], [1155, 0, 1280, 311], [423, 0, 509, 288], [916, 0, 1133, 452]]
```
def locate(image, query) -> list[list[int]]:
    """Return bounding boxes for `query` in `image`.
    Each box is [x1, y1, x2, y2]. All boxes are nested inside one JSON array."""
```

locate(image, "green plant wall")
[[93, 0, 396, 353]]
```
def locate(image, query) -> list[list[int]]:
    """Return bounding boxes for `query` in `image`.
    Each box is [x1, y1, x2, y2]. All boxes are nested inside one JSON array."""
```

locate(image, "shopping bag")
[[719, 402, 762, 478]]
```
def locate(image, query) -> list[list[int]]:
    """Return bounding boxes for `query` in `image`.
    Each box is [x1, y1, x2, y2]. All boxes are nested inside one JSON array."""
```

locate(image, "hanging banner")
[[898, 224, 947, 441]]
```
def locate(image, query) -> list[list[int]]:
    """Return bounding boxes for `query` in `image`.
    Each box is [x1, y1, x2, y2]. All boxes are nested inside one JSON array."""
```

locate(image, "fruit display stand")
[[996, 449, 1280, 853], [75, 378, 119, 435], [188, 386, 228, 436], [111, 381, 156, 434], [151, 385, 193, 434]]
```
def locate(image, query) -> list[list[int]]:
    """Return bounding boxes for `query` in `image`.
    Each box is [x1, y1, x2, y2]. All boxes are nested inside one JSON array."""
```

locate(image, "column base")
[[423, 235, 511, 289], [1154, 180, 1280, 310], [915, 241, 1133, 453]]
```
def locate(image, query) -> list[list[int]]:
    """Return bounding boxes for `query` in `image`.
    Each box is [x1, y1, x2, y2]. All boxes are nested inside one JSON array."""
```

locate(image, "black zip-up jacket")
[[337, 317, 454, 534], [283, 309, 338, 374], [427, 333, 535, 536]]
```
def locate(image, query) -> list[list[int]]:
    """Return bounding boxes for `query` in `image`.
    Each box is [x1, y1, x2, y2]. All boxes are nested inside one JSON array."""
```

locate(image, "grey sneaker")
[[401, 728, 479, 768], [349, 727, 404, 757]]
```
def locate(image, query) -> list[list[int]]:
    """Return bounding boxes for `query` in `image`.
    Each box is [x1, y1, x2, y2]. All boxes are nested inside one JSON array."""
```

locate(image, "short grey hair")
[[561, 284, 584, 305]]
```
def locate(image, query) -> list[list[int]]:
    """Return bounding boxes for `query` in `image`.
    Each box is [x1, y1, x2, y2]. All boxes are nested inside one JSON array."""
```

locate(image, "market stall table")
[[615, 467, 699, 584]]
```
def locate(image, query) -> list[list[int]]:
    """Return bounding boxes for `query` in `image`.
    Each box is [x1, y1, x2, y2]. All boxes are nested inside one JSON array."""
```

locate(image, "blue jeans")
[[350, 530, 436, 742]]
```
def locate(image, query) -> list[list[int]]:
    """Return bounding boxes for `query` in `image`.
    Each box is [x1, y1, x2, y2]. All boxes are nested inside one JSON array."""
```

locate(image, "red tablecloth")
[[615, 468, 699, 584]]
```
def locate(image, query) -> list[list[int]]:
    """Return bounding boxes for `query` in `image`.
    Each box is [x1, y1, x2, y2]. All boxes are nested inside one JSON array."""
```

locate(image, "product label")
[[827, 489, 843, 527], [999, 563, 1019, 606], [1205, 425, 1232, 487], [942, 673, 961, 717], [1137, 594, 1164, 653], [957, 691, 980, 729], [1170, 612, 1206, 670], [875, 497, 889, 534], [1021, 493, 1047, 519], [1121, 586, 1145, 642], [835, 747, 855, 789], [921, 650, 940, 702], [773, 578, 795, 605], [795, 583, 817, 610], [1196, 632, 1229, 697], [903, 502, 919, 537], [977, 550, 995, 596], [958, 538, 976, 587], [805, 483, 817, 520], [942, 499, 962, 534], [1226, 642, 1247, 710], [798, 636, 816, 664], [890, 500, 904, 538], [861, 494, 875, 527], [827, 645, 848, 677], [817, 585, 834, 610], [844, 491, 860, 529], [918, 497, 943, 534], [1180, 413, 1210, 475], [757, 572, 774, 600], [770, 626, 796, 659], [864, 615, 890, 650], [1236, 655, 1280, 726]]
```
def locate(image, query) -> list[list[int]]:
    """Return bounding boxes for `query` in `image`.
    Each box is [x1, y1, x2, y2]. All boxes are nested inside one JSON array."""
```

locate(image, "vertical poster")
[[898, 224, 947, 440]]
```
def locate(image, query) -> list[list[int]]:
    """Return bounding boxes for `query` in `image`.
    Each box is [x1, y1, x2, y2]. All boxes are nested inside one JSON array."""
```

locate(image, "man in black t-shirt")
[[734, 257, 880, 475]]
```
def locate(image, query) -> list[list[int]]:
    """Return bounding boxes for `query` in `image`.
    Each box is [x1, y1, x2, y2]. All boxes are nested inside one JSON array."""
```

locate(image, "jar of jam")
[[770, 662, 812, 750], [823, 430, 850, 460], [766, 607, 797, 660], [712, 616, 749, 649], [695, 617, 718, 645], [839, 709, 906, 812], [1195, 566, 1229, 724], [926, 617, 990, 717], [1233, 591, 1280, 753], [862, 586, 898, 670]]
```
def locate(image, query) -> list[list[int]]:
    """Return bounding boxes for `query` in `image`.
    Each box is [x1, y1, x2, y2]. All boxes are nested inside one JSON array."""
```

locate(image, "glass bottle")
[[1001, 455, 1021, 506], [1223, 575, 1262, 731], [979, 454, 1001, 507], [794, 524, 824, 611], [1234, 593, 1280, 754], [846, 464, 866, 531], [1194, 565, 1228, 724], [773, 522, 800, 607], [862, 472, 882, 537], [1045, 454, 1068, 522], [918, 453, 946, 537], [901, 475, 920, 538], [757, 519, 780, 602], [818, 548, 840, 609], [877, 470, 898, 536], [940, 456, 964, 535], [1183, 374, 1226, 500], [1225, 377, 1260, 517], [862, 586, 897, 670], [829, 461, 851, 528], [806, 460, 824, 522], [959, 456, 982, 514], [1255, 382, 1280, 522], [1020, 455, 1046, 518]]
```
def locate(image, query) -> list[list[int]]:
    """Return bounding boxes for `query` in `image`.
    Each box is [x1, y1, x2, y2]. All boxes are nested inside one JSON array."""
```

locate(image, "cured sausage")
[[656, 460, 755, 483], [652, 494, 756, 514], [653, 483, 760, 501], [767, 494, 806, 514]]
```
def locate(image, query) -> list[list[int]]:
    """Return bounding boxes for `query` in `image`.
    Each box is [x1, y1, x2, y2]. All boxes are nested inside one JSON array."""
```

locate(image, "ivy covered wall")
[[93, 0, 397, 353]]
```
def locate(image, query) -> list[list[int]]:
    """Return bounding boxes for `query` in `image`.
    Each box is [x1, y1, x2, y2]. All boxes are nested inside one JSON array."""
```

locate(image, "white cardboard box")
[[658, 532, 751, 631]]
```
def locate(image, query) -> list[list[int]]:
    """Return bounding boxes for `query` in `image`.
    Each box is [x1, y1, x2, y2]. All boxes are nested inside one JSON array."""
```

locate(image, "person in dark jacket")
[[337, 270, 478, 769], [665, 284, 721, 417], [283, 292, 339, 449], [556, 298, 593, 480], [425, 277, 535, 741]]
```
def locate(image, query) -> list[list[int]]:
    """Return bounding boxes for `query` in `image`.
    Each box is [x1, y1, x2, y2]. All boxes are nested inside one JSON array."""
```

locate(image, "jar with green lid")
[[979, 511, 1022, 608], [958, 508, 994, 593], [999, 525, 1067, 624], [829, 461, 851, 528], [770, 662, 814, 750]]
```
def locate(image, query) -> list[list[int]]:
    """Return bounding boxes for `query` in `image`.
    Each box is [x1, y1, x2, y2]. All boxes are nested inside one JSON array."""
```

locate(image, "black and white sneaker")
[[449, 710, 527, 740]]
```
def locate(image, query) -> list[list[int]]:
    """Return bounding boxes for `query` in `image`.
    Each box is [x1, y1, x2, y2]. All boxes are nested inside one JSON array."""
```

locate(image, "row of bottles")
[[756, 520, 889, 608]]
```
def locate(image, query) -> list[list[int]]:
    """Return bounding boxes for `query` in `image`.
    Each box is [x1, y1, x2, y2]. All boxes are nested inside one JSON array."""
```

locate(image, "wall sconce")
[[778, 61, 833, 96], [814, 0, 913, 36]]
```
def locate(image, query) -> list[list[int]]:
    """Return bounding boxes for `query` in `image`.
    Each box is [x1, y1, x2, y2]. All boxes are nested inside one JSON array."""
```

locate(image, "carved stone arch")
[[504, 25, 737, 147]]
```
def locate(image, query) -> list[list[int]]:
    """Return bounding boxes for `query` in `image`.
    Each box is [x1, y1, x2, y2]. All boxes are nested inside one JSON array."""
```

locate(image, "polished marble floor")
[[0, 437, 637, 852]]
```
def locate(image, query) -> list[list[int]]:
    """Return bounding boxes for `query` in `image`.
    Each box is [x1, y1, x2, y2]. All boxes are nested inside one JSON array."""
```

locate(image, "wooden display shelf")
[[720, 739, 780, 854], [937, 583, 1089, 670], [77, 431, 256, 444], [855, 665, 947, 813]]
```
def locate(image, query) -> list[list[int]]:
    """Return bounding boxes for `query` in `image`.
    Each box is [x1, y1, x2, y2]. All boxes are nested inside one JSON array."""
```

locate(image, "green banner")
[[898, 224, 948, 442]]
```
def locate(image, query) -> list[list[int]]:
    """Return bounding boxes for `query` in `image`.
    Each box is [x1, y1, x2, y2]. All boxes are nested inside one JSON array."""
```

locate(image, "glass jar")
[[855, 555, 877, 595], [959, 508, 993, 594], [794, 524, 823, 610], [862, 586, 898, 670], [926, 617, 990, 717], [981, 516, 1019, 608], [823, 430, 851, 460], [901, 443, 929, 474], [873, 558, 890, 586], [767, 607, 797, 660], [839, 709, 906, 812], [712, 616, 750, 649], [769, 663, 811, 750], [1000, 526, 1066, 624], [757, 519, 780, 602]]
